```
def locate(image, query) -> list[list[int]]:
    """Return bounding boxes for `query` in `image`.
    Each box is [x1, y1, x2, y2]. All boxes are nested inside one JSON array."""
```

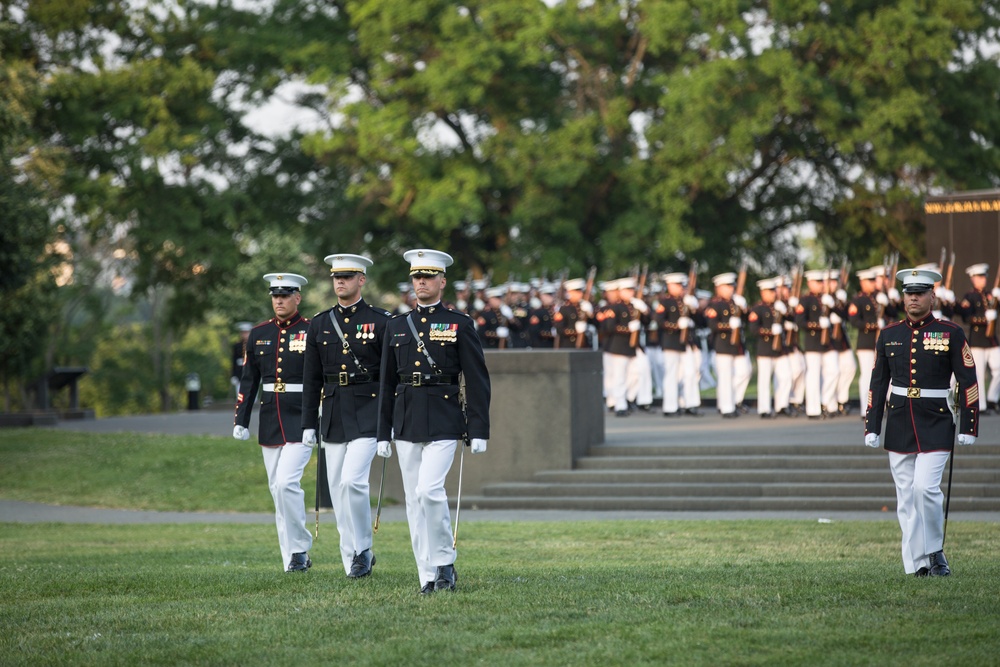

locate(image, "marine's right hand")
[[377, 441, 392, 458]]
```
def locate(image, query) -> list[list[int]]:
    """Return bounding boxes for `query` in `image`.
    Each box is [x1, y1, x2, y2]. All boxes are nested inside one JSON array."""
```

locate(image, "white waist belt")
[[262, 382, 303, 393], [890, 385, 949, 399]]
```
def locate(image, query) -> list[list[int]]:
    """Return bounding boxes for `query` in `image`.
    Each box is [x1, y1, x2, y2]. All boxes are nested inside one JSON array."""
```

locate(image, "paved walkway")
[[1, 408, 996, 524]]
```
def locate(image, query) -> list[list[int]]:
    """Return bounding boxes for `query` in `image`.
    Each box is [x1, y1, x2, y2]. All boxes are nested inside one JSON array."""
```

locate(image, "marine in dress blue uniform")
[[301, 254, 390, 579], [233, 273, 314, 572], [865, 268, 979, 577], [705, 272, 751, 417], [376, 249, 491, 594], [953, 263, 1000, 412]]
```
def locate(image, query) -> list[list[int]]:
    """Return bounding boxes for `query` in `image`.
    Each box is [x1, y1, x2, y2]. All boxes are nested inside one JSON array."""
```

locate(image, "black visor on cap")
[[332, 271, 361, 278], [270, 287, 298, 295], [901, 283, 933, 294]]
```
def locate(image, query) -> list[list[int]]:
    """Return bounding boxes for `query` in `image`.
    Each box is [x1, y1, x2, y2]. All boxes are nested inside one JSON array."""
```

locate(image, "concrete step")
[[480, 481, 1000, 499], [585, 444, 1000, 457], [575, 455, 891, 470], [461, 495, 1000, 512], [533, 468, 999, 484]]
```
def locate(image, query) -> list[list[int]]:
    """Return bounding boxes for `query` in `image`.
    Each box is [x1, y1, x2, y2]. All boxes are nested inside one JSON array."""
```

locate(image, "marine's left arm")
[[457, 317, 491, 440], [949, 328, 980, 437]]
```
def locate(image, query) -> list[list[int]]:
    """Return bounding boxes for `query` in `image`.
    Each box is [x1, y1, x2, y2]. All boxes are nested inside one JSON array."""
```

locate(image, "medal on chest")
[[429, 322, 458, 342], [289, 331, 307, 353], [356, 323, 375, 340], [923, 331, 949, 352]]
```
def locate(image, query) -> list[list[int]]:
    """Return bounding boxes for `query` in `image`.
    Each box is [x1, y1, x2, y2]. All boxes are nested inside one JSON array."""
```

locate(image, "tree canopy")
[[3, 0, 1000, 409]]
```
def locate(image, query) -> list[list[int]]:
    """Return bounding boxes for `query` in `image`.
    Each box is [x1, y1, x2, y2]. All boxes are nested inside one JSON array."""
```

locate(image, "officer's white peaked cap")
[[485, 286, 506, 298], [663, 272, 688, 285], [804, 269, 827, 282], [324, 254, 372, 276], [898, 268, 942, 293], [712, 272, 736, 286], [756, 278, 777, 290], [563, 278, 587, 291], [965, 263, 989, 276], [403, 248, 454, 276], [617, 277, 638, 290], [263, 273, 308, 295], [856, 268, 878, 280]]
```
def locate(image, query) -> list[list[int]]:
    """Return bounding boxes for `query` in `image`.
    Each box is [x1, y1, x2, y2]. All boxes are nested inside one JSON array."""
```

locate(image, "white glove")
[[473, 298, 485, 312], [773, 301, 787, 315], [821, 293, 835, 308], [470, 438, 487, 454], [864, 433, 879, 448], [934, 287, 947, 300], [500, 305, 514, 320], [986, 310, 997, 322], [788, 296, 799, 308], [496, 326, 510, 338], [230, 376, 239, 387], [728, 316, 742, 329], [784, 320, 796, 331], [875, 292, 889, 306], [958, 434, 976, 446], [993, 287, 1000, 299], [683, 295, 699, 310], [302, 429, 317, 446], [574, 320, 587, 334], [877, 318, 886, 330], [770, 323, 782, 336], [579, 300, 594, 315], [233, 425, 250, 441], [627, 319, 641, 332], [932, 309, 943, 320], [888, 288, 900, 301], [835, 289, 847, 302], [819, 316, 831, 329], [631, 298, 649, 313], [829, 312, 842, 325], [733, 294, 747, 310], [678, 317, 693, 330], [529, 297, 542, 310], [377, 441, 392, 458], [943, 289, 955, 302]]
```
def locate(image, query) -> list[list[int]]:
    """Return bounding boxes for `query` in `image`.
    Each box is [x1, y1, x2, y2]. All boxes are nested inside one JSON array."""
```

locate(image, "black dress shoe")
[[721, 411, 739, 419], [759, 412, 774, 419], [663, 411, 680, 418], [347, 548, 375, 578], [434, 564, 457, 591], [615, 410, 629, 417], [838, 403, 852, 416], [420, 581, 436, 595], [286, 552, 312, 572], [683, 408, 703, 417], [929, 551, 951, 576], [736, 402, 750, 414], [914, 567, 930, 577], [807, 414, 823, 420], [778, 407, 797, 418]]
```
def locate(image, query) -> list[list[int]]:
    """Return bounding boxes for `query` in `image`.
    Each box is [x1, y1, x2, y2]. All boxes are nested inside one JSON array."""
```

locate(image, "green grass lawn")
[[2, 521, 999, 666], [2, 428, 999, 665]]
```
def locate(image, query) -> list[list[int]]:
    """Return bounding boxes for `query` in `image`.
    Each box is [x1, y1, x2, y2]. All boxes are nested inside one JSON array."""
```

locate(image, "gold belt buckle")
[[907, 387, 920, 399], [412, 372, 422, 387], [339, 372, 349, 386], [274, 380, 286, 393]]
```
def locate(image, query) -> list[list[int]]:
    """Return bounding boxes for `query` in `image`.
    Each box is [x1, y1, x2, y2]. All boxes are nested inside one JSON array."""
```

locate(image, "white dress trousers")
[[837, 349, 857, 406], [856, 349, 875, 410], [682, 348, 703, 409], [661, 350, 682, 413], [626, 348, 653, 407], [396, 439, 458, 585], [323, 437, 377, 575], [888, 450, 951, 574], [714, 353, 751, 414], [260, 442, 314, 570]]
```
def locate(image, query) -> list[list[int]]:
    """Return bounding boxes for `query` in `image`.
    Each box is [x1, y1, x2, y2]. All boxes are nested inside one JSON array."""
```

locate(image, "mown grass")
[[2, 428, 999, 665], [1, 521, 999, 666], [0, 428, 315, 512]]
